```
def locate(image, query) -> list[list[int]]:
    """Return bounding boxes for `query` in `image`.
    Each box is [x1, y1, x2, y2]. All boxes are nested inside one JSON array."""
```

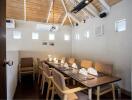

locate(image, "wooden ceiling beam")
[[98, 0, 110, 12], [75, 0, 98, 17], [24, 0, 26, 21], [47, 0, 53, 23], [67, 12, 80, 24], [61, 14, 67, 25], [88, 3, 99, 16], [60, 0, 80, 24], [67, 15, 73, 26], [69, 0, 90, 18]]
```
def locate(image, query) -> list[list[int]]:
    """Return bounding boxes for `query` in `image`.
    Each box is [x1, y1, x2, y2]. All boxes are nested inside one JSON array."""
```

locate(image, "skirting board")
[[121, 88, 131, 97]]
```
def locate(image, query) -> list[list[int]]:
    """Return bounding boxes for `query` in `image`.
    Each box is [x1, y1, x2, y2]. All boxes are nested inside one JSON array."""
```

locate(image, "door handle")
[[4, 60, 13, 66]]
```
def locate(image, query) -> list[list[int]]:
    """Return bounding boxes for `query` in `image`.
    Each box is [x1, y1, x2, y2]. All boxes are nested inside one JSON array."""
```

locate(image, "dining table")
[[45, 61, 121, 100]]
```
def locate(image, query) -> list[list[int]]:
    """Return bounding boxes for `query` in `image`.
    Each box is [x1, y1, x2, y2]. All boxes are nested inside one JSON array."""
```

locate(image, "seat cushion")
[[67, 93, 78, 100], [66, 87, 78, 100]]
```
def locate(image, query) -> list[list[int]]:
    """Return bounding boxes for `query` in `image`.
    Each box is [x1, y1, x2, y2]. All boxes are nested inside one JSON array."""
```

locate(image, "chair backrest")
[[20, 57, 33, 68], [67, 58, 75, 65], [94, 62, 113, 75], [61, 57, 65, 61], [52, 68, 66, 91], [42, 63, 51, 76], [37, 58, 40, 65], [80, 60, 93, 69]]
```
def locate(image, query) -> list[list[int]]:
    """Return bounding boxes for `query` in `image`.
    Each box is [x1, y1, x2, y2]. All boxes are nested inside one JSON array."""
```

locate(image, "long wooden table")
[[45, 61, 121, 100]]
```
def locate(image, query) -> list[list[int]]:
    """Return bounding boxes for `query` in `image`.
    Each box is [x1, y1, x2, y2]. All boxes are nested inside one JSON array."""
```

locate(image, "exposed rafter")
[[7, 0, 121, 24], [98, 0, 110, 12], [47, 0, 53, 23], [60, 0, 80, 24], [69, 0, 90, 17], [67, 16, 73, 26], [61, 14, 67, 25], [67, 12, 80, 23], [24, 0, 26, 21], [75, 0, 99, 17]]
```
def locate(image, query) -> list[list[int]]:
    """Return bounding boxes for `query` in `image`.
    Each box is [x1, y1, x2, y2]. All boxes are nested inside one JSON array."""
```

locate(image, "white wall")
[[6, 20, 72, 60], [6, 51, 19, 100], [72, 0, 131, 92]]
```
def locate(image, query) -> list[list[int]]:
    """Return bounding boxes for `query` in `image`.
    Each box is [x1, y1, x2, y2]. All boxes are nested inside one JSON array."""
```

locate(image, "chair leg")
[[117, 86, 121, 98], [40, 75, 43, 90], [33, 72, 35, 81], [38, 70, 40, 84], [46, 80, 51, 100], [51, 84, 54, 100], [112, 83, 116, 100], [73, 80, 76, 85], [41, 76, 45, 94], [97, 86, 100, 100], [64, 94, 68, 100], [19, 73, 21, 83]]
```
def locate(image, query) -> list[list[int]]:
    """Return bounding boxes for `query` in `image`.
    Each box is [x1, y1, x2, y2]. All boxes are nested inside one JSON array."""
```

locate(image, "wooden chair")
[[67, 58, 75, 66], [94, 62, 115, 100], [51, 68, 86, 100], [41, 63, 53, 100], [18, 57, 35, 82], [66, 57, 77, 85], [80, 59, 93, 69]]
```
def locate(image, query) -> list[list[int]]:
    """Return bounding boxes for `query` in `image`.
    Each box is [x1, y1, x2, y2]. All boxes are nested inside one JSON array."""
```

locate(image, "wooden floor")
[[13, 75, 131, 100]]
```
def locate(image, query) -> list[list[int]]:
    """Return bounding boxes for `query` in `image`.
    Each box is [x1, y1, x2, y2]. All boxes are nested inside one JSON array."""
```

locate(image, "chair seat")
[[66, 87, 78, 100], [67, 93, 78, 100]]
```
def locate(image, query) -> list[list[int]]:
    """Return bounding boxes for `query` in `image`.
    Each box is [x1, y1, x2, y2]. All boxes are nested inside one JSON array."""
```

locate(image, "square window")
[[85, 31, 90, 39], [75, 34, 80, 40], [49, 34, 55, 40], [64, 34, 70, 41], [13, 31, 21, 39], [115, 19, 126, 32], [32, 32, 39, 40]]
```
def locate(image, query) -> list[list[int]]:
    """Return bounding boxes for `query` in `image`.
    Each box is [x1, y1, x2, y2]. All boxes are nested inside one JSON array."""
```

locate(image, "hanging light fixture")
[[50, 0, 56, 32]]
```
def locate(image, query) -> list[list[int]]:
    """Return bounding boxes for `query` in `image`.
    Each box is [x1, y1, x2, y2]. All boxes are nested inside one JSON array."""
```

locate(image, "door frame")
[[0, 0, 7, 99]]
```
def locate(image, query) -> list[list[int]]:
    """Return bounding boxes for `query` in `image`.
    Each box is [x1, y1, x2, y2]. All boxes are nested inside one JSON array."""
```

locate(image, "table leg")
[[88, 88, 92, 100]]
